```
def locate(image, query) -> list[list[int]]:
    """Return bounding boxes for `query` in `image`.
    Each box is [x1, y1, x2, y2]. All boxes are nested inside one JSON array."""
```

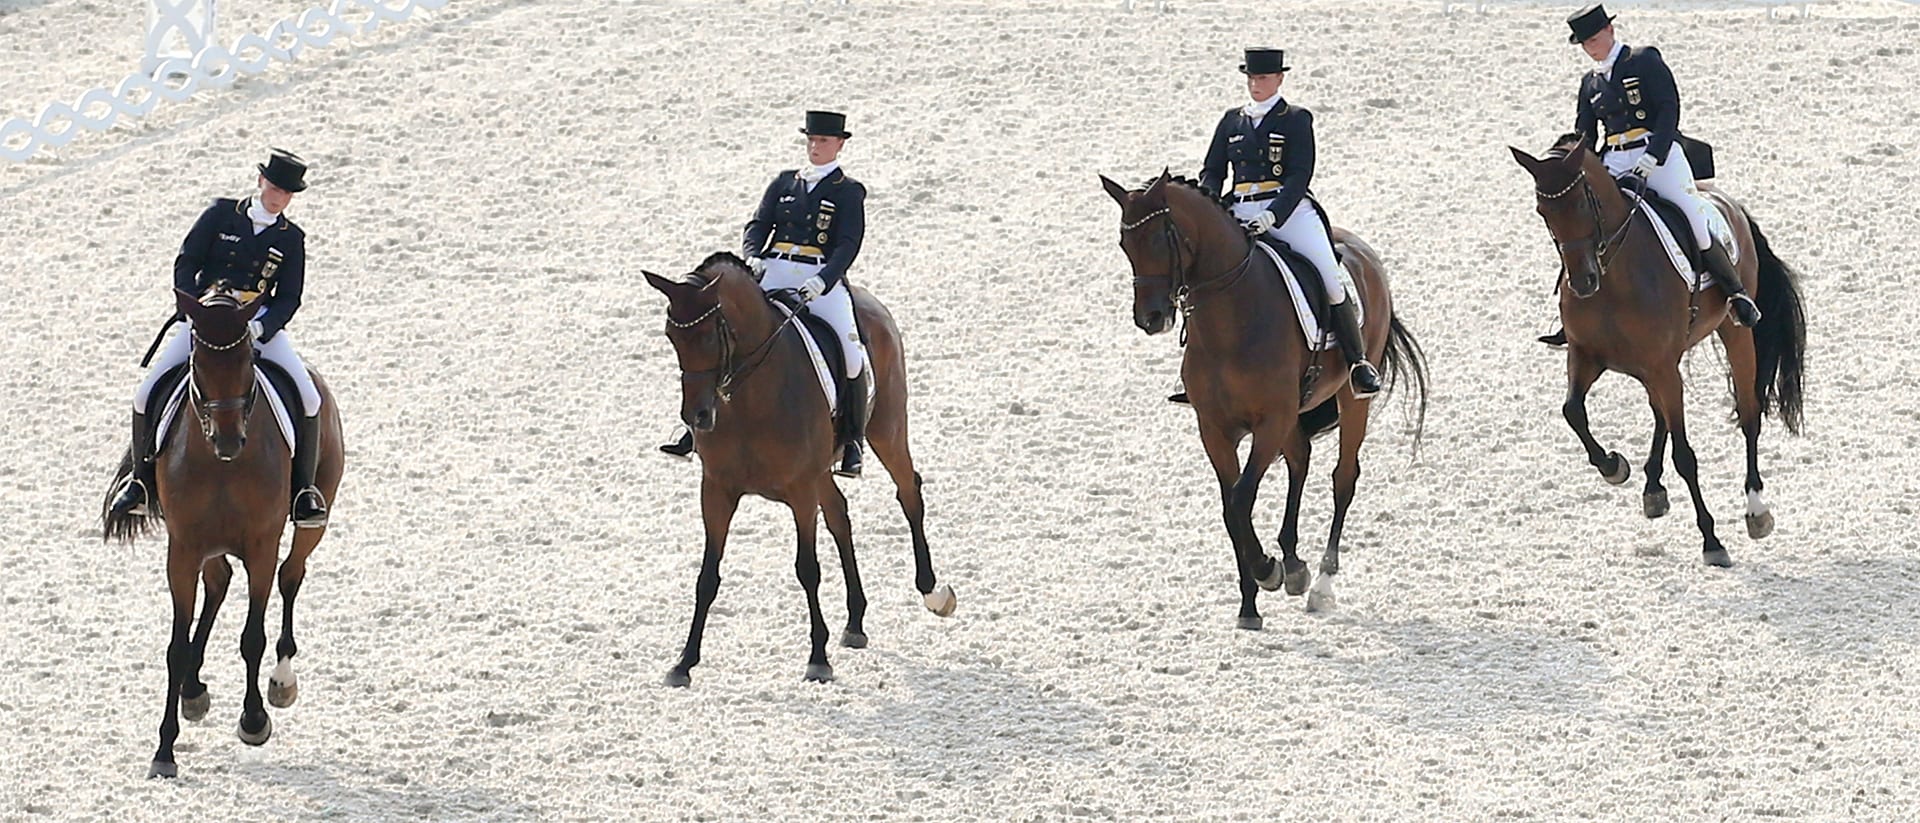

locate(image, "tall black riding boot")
[[659, 425, 695, 460], [108, 411, 155, 517], [1538, 328, 1568, 348], [1330, 299, 1382, 399], [291, 415, 328, 529], [835, 371, 870, 478], [1703, 239, 1762, 327]]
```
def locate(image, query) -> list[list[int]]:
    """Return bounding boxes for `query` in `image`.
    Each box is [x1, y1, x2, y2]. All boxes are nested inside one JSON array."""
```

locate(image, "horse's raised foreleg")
[[1313, 395, 1371, 613], [234, 548, 276, 746], [788, 490, 834, 683], [1648, 368, 1731, 566], [818, 479, 868, 648], [1719, 325, 1773, 539], [1563, 349, 1630, 484], [1271, 425, 1313, 599], [666, 478, 739, 688], [269, 525, 323, 709], [865, 419, 954, 617], [180, 556, 232, 722], [149, 543, 201, 779], [1642, 406, 1670, 519], [1198, 421, 1275, 630]]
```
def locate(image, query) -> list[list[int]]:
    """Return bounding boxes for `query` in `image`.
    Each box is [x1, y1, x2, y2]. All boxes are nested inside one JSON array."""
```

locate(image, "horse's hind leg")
[[1271, 426, 1314, 598], [819, 479, 868, 647], [865, 412, 955, 617], [1564, 349, 1630, 485], [149, 543, 201, 779], [1648, 369, 1732, 566], [269, 526, 323, 709], [788, 491, 835, 683], [1719, 325, 1773, 538], [1311, 397, 1370, 613], [180, 556, 232, 722], [234, 547, 277, 746], [666, 479, 739, 688], [1642, 407, 1671, 519]]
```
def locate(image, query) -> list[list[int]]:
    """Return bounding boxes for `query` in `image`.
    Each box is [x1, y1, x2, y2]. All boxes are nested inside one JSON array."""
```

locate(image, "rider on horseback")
[[1193, 47, 1381, 399], [107, 149, 330, 528], [661, 111, 872, 477], [1542, 4, 1762, 347]]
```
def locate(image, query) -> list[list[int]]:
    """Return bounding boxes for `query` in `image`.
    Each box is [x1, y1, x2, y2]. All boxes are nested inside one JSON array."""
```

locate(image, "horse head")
[[644, 253, 763, 433], [1101, 169, 1193, 335], [173, 286, 266, 461], [1511, 136, 1617, 299]]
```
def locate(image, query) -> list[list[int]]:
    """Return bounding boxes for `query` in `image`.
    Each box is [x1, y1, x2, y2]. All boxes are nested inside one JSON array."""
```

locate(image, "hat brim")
[[257, 163, 308, 192], [799, 128, 852, 139], [1567, 15, 1615, 43], [1237, 64, 1291, 75]]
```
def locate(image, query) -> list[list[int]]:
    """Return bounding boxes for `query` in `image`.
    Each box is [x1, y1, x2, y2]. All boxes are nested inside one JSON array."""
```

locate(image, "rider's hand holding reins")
[[1240, 210, 1277, 235]]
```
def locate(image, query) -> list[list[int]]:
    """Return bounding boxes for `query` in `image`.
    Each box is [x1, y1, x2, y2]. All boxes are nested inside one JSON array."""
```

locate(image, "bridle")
[[667, 295, 799, 403], [1122, 201, 1255, 319], [1536, 165, 1644, 282], [187, 322, 258, 441]]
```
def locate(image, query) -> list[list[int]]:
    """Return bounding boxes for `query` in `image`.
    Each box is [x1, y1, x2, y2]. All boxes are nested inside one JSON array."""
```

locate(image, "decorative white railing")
[[1, 0, 448, 163]]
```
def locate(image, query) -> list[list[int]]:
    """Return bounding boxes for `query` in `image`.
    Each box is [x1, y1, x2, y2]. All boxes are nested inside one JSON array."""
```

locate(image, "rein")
[[671, 298, 801, 403], [1537, 166, 1645, 278], [186, 324, 259, 436], [1123, 204, 1257, 332]]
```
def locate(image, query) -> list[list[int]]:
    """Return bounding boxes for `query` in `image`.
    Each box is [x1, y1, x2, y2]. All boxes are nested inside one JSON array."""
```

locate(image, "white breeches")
[[761, 258, 867, 378], [1604, 143, 1712, 250], [1232, 197, 1349, 303], [133, 315, 321, 415]]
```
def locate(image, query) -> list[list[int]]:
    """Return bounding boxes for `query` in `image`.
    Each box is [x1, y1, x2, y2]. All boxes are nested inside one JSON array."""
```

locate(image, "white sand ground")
[[3, 0, 1919, 819]]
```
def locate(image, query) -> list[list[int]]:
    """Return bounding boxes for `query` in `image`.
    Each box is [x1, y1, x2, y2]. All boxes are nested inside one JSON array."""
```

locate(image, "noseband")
[[1536, 166, 1643, 281], [1122, 203, 1254, 316], [668, 295, 798, 403]]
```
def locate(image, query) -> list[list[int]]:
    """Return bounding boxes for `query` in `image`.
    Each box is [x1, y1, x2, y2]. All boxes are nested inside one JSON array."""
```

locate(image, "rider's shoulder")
[[207, 197, 240, 214], [1625, 44, 1665, 63], [278, 218, 306, 240]]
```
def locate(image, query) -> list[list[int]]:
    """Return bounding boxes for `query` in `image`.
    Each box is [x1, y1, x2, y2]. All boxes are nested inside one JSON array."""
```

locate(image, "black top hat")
[[1566, 4, 1616, 43], [257, 148, 308, 193], [1238, 48, 1290, 75], [800, 111, 851, 139]]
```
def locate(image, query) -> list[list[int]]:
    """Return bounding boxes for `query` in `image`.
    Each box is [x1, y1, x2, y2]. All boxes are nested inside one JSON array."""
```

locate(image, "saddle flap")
[[155, 362, 300, 456], [1252, 238, 1358, 353]]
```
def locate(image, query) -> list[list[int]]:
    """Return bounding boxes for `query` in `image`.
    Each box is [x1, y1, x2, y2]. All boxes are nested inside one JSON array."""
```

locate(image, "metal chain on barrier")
[[1, 0, 449, 163]]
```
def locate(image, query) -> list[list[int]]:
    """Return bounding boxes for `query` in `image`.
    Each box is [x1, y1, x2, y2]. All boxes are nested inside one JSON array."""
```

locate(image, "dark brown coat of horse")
[[644, 252, 954, 687], [1100, 171, 1429, 628], [1510, 135, 1807, 566], [103, 288, 345, 778]]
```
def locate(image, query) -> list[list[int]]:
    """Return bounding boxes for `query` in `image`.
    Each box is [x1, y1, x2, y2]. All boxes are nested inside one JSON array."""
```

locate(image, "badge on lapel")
[[262, 248, 283, 280]]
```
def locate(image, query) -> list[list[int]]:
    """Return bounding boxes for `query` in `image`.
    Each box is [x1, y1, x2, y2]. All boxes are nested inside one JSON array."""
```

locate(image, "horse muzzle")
[[1135, 308, 1176, 336], [684, 405, 717, 433]]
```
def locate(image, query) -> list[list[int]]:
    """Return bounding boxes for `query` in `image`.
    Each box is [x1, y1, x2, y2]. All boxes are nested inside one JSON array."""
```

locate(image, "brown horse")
[[643, 252, 955, 687], [1099, 171, 1428, 628], [1510, 135, 1806, 567], [102, 288, 345, 779]]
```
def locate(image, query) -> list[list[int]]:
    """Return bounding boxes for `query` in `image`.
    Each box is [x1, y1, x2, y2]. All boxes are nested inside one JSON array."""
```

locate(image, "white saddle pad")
[[1253, 241, 1362, 353], [156, 367, 297, 456], [1636, 192, 1740, 293], [772, 304, 872, 416]]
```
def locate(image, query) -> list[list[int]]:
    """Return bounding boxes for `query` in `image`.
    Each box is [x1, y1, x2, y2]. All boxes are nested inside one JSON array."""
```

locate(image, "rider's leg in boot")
[[1704, 238, 1762, 327], [1331, 298, 1382, 399], [835, 371, 869, 478], [109, 411, 155, 517], [291, 415, 329, 529], [1539, 327, 1568, 348], [659, 425, 695, 460]]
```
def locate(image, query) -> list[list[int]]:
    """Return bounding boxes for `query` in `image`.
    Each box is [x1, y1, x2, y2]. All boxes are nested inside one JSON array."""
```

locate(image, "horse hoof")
[[236, 714, 272, 746], [147, 760, 177, 780], [923, 584, 957, 617], [1283, 563, 1312, 597], [267, 678, 298, 709], [1235, 615, 1264, 631], [804, 663, 835, 683], [1702, 548, 1734, 568], [1643, 489, 1669, 519], [1602, 452, 1631, 485], [663, 669, 691, 689], [180, 689, 210, 722], [1746, 510, 1775, 540], [1254, 556, 1284, 592], [1305, 576, 1337, 613], [841, 630, 868, 649]]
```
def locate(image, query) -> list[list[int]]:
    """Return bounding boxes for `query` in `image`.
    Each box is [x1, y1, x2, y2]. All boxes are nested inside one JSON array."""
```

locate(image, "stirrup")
[[1166, 391, 1191, 406], [1348, 362, 1382, 399], [834, 443, 864, 478], [292, 487, 329, 529], [1538, 329, 1568, 348], [111, 476, 151, 517], [1729, 294, 1762, 327], [659, 428, 695, 461]]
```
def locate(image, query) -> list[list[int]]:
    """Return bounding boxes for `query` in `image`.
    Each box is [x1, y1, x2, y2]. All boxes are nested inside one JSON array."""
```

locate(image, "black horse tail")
[[101, 447, 153, 544], [1745, 214, 1807, 434], [1380, 312, 1431, 451]]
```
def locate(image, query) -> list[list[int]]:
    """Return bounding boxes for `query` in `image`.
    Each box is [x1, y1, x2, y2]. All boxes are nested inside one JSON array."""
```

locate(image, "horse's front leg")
[[1642, 405, 1671, 519], [1198, 420, 1277, 630], [1563, 348, 1630, 485], [789, 487, 834, 683], [149, 543, 200, 779], [666, 478, 740, 688], [235, 545, 276, 747], [1647, 369, 1731, 566], [818, 479, 868, 648], [180, 556, 232, 722]]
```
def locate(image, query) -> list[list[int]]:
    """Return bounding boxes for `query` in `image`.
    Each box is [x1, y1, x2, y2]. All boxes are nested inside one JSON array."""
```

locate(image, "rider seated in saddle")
[[1541, 4, 1762, 347], [107, 149, 330, 529], [661, 110, 872, 478], [1181, 46, 1381, 402]]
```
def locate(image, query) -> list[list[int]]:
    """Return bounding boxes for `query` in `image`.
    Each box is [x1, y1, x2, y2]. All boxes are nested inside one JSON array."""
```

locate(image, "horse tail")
[[100, 447, 153, 543], [1745, 214, 1807, 434], [1380, 312, 1431, 451]]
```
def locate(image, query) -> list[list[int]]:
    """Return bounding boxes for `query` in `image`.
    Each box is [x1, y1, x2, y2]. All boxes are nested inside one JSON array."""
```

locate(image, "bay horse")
[[1099, 170, 1429, 628], [102, 287, 345, 778], [1510, 134, 1807, 567], [643, 252, 955, 687]]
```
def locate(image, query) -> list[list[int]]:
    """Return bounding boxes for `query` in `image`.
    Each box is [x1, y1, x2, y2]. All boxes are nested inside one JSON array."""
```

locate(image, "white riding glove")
[[797, 276, 827, 302], [247, 320, 265, 341], [1630, 154, 1661, 179], [746, 257, 766, 278], [1241, 210, 1278, 235]]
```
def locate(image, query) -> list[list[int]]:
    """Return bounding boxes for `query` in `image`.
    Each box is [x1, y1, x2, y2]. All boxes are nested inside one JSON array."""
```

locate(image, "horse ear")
[[1143, 169, 1169, 204], [240, 291, 270, 318], [642, 270, 678, 297], [1509, 146, 1544, 174], [173, 288, 201, 319], [698, 274, 723, 294], [1098, 174, 1131, 207]]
